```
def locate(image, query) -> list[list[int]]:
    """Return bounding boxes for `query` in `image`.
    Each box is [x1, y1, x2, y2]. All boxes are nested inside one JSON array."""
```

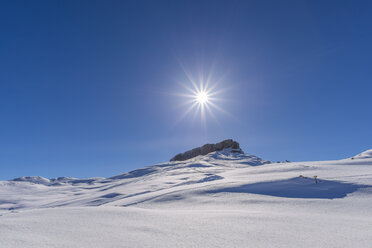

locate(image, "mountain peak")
[[170, 139, 243, 162]]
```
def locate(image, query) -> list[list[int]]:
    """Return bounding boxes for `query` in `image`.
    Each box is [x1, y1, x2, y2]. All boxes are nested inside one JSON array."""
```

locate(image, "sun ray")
[[207, 101, 233, 118], [173, 102, 199, 126], [175, 63, 231, 125], [205, 103, 220, 125], [172, 98, 198, 110], [178, 61, 200, 95]]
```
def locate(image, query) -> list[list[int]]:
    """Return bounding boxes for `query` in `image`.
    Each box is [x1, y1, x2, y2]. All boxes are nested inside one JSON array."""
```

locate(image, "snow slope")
[[354, 149, 372, 159], [1, 149, 372, 247]]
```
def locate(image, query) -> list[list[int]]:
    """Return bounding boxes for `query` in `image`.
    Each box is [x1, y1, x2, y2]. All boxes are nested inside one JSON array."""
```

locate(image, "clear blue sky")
[[1, 0, 371, 180]]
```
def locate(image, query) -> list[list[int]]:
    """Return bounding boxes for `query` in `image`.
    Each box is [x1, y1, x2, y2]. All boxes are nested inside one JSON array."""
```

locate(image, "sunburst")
[[176, 75, 226, 125]]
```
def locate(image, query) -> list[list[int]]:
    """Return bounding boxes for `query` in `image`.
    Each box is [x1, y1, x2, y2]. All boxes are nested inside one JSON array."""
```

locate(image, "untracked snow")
[[1, 149, 372, 247]]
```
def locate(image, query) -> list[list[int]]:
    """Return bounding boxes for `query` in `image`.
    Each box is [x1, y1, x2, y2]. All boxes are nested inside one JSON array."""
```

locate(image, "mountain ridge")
[[8, 147, 372, 185]]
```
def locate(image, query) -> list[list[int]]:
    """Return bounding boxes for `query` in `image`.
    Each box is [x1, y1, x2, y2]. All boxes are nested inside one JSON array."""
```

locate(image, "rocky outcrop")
[[170, 139, 243, 162]]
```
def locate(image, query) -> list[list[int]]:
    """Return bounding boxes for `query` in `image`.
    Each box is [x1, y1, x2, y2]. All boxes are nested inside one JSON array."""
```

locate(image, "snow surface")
[[354, 149, 372, 159], [1, 149, 372, 247]]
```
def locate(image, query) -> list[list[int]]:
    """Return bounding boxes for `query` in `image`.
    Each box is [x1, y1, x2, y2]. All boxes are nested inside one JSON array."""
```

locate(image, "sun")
[[196, 91, 209, 104], [173, 64, 228, 125], [175, 79, 226, 125]]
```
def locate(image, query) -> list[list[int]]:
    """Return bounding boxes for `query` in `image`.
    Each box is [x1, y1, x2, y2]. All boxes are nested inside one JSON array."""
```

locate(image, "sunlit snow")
[[1, 149, 372, 247]]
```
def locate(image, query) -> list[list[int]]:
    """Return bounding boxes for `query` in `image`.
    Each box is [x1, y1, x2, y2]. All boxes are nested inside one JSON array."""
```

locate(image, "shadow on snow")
[[205, 177, 371, 199]]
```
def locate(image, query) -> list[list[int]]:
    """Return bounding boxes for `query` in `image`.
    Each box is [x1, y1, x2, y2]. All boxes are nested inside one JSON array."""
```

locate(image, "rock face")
[[170, 139, 243, 162]]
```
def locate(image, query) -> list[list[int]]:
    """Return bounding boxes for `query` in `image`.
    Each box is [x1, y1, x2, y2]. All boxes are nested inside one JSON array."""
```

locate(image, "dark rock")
[[201, 144, 215, 155], [170, 139, 243, 162]]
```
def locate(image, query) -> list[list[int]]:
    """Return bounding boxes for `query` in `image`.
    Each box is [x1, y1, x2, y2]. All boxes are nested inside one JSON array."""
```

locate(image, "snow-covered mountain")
[[1, 147, 372, 247]]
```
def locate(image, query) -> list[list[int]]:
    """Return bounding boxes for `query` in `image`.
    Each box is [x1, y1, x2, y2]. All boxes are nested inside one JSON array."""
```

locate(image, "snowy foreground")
[[1, 149, 372, 247]]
